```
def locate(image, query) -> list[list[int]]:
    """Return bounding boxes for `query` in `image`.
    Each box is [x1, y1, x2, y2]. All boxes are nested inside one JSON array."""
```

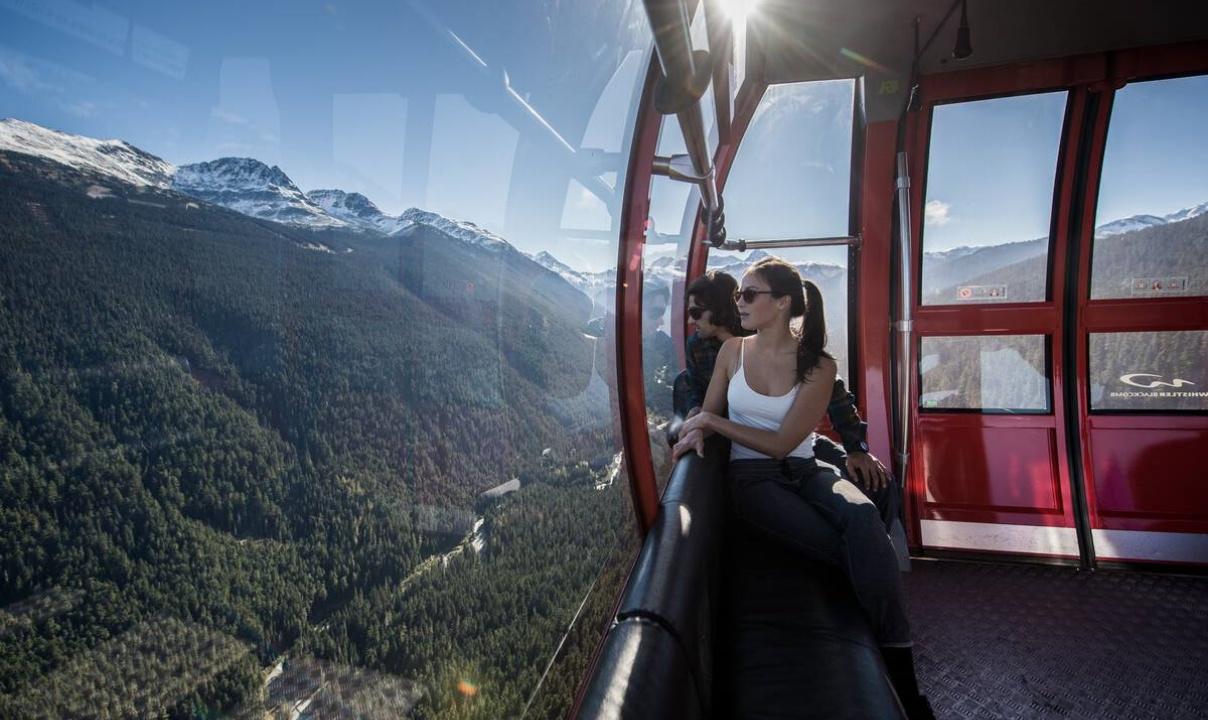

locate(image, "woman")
[[672, 270, 748, 421], [673, 256, 932, 718]]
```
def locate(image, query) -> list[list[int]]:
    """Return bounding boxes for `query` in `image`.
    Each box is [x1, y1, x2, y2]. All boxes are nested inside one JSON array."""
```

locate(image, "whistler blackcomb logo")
[[1119, 373, 1196, 389], [1111, 373, 1205, 401]]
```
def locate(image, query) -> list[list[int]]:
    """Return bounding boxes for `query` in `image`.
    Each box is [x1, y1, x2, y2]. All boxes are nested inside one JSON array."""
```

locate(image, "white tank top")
[[727, 337, 815, 461]]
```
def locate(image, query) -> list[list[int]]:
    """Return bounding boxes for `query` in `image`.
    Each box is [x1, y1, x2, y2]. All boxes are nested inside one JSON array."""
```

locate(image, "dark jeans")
[[729, 457, 912, 646], [812, 434, 901, 533]]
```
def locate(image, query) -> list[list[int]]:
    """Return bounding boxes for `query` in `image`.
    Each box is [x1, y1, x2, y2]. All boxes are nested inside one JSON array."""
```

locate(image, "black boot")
[[881, 646, 936, 720]]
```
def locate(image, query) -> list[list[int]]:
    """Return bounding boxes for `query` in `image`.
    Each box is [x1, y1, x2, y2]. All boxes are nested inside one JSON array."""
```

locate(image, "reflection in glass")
[[1092, 75, 1208, 299], [0, 2, 650, 717], [921, 92, 1066, 305], [920, 335, 1050, 412], [724, 80, 855, 241], [1089, 331, 1208, 412]]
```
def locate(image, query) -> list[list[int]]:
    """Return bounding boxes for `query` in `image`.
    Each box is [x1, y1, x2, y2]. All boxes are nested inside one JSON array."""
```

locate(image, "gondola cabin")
[[0, 0, 1204, 718]]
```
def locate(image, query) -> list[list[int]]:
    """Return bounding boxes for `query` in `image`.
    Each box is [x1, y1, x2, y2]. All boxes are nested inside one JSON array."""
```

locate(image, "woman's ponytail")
[[795, 279, 829, 383]]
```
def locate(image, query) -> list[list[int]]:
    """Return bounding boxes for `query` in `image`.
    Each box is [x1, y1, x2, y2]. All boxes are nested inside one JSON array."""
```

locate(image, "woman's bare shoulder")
[[717, 336, 742, 373]]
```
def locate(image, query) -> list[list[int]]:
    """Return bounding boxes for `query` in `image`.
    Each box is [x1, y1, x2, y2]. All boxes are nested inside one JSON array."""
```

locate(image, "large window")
[[1091, 75, 1208, 300], [0, 3, 649, 718], [724, 79, 856, 240], [921, 92, 1067, 305]]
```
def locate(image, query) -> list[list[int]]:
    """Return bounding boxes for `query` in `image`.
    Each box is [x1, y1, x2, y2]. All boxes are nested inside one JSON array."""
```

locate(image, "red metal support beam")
[[615, 58, 666, 535]]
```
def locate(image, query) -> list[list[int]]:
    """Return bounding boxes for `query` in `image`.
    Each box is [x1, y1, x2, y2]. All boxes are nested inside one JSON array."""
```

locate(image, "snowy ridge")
[[531, 251, 587, 285], [398, 208, 510, 250], [306, 189, 407, 234], [1094, 202, 1208, 238], [0, 118, 174, 188], [1093, 214, 1166, 238], [172, 158, 348, 229]]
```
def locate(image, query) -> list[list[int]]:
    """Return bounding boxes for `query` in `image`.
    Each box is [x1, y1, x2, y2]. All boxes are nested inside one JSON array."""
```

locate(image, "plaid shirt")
[[683, 332, 723, 412]]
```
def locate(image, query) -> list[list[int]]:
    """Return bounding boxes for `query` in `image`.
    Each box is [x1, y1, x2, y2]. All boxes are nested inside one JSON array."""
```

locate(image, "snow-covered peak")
[[533, 251, 583, 279], [923, 245, 986, 262], [0, 118, 174, 188], [1094, 202, 1208, 238], [305, 189, 405, 234], [174, 157, 298, 194], [1094, 214, 1166, 239], [1162, 201, 1208, 225], [398, 208, 510, 250], [173, 158, 347, 229]]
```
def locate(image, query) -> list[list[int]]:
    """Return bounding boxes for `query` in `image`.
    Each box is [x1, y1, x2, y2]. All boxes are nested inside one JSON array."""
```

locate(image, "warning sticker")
[[956, 284, 1009, 301], [1129, 277, 1187, 295]]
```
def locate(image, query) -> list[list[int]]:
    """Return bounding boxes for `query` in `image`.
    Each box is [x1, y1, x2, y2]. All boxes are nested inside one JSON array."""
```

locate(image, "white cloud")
[[925, 199, 952, 226]]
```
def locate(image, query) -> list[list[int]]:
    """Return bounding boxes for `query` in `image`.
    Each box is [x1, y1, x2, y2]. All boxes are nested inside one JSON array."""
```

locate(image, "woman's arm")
[[701, 357, 837, 459], [671, 338, 739, 459]]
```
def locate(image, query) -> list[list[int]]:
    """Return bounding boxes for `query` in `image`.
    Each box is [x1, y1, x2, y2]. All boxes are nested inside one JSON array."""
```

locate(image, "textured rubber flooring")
[[905, 560, 1208, 720]]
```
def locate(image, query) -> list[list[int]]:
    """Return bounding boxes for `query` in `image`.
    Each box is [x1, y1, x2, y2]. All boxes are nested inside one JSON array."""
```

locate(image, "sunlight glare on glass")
[[718, 0, 762, 21]]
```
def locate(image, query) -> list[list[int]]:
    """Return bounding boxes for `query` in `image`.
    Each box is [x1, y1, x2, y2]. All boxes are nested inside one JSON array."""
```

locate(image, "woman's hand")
[[679, 410, 716, 437], [847, 451, 890, 492], [672, 428, 705, 461]]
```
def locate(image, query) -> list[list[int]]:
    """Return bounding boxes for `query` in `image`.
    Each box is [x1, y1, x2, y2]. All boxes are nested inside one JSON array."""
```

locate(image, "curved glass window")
[[1092, 75, 1208, 299], [724, 79, 855, 241], [921, 92, 1067, 305], [0, 3, 649, 717]]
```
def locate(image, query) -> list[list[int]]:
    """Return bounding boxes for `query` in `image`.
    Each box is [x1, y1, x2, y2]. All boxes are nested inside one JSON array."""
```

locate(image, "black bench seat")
[[576, 438, 905, 719]]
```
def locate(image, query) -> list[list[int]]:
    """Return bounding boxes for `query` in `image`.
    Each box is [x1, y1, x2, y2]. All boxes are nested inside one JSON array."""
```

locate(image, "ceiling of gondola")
[[744, 0, 1208, 119]]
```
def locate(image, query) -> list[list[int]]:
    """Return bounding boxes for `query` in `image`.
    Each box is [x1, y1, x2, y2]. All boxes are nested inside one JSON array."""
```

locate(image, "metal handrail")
[[721, 235, 862, 252], [893, 152, 914, 484], [642, 0, 722, 215]]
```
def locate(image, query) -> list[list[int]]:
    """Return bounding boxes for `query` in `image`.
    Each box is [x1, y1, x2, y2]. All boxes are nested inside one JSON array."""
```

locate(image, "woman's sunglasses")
[[733, 289, 778, 304], [687, 306, 709, 320]]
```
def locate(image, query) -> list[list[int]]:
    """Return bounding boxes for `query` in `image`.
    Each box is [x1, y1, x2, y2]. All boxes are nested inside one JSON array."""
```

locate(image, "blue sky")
[[2, 1, 1205, 270], [0, 0, 651, 270], [923, 76, 1208, 253]]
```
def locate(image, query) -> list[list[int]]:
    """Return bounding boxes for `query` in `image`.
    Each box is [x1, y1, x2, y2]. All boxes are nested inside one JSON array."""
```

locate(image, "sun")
[[716, 0, 762, 22]]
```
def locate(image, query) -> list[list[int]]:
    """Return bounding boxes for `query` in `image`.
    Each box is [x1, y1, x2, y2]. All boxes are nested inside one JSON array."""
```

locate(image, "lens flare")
[[718, 0, 762, 22]]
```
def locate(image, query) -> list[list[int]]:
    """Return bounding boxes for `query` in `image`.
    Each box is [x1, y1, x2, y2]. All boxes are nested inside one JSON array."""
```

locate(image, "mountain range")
[[2, 117, 1203, 307]]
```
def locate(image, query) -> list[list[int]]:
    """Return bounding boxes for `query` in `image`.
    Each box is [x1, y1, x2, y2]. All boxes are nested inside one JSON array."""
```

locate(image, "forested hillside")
[[0, 150, 631, 718], [919, 212, 1205, 412]]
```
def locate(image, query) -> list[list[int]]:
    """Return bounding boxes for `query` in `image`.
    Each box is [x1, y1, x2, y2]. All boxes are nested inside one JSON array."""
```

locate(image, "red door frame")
[[1070, 44, 1208, 557], [904, 60, 1096, 557], [903, 41, 1208, 562]]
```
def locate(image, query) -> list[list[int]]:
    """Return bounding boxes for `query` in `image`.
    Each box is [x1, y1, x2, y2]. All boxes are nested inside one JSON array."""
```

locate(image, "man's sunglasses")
[[733, 289, 778, 304], [687, 306, 707, 320]]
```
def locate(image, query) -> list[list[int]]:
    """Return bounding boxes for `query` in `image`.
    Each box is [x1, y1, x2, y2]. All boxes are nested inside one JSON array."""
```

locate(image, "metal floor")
[[904, 559, 1208, 720]]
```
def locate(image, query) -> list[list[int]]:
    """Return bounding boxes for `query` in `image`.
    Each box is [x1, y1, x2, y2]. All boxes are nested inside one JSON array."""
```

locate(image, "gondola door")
[[1070, 52, 1208, 566], [905, 51, 1208, 567], [904, 67, 1094, 561]]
